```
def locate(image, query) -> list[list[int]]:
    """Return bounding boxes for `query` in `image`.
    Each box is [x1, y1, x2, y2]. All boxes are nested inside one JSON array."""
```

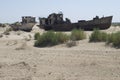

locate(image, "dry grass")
[[66, 40, 77, 47], [16, 31, 21, 35], [89, 29, 108, 42], [34, 31, 69, 47], [107, 31, 120, 48], [24, 34, 32, 41], [3, 27, 12, 35], [71, 29, 86, 41]]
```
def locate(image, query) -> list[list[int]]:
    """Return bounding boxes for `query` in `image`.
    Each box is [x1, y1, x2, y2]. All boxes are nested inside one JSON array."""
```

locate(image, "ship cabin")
[[39, 12, 71, 26], [22, 16, 36, 24]]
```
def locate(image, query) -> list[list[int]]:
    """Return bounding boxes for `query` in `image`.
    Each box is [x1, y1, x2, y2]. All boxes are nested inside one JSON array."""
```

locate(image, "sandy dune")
[[0, 25, 120, 80]]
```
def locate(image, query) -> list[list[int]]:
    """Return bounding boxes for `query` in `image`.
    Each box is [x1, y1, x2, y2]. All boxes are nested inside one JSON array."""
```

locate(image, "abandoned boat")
[[38, 13, 113, 31], [11, 16, 36, 32]]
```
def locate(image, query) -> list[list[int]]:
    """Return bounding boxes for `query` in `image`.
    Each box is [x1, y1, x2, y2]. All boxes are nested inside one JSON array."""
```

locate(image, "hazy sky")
[[0, 0, 120, 23]]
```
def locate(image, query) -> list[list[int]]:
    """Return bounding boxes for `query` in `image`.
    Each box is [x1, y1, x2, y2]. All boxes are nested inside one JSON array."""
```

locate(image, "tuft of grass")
[[89, 29, 108, 42], [66, 40, 77, 47], [24, 35, 32, 41], [34, 32, 40, 40], [34, 31, 69, 47], [100, 32, 108, 42], [34, 29, 87, 47], [107, 31, 120, 48], [3, 27, 12, 35], [89, 29, 120, 48], [55, 32, 70, 43], [70, 29, 86, 41], [106, 33, 115, 44]]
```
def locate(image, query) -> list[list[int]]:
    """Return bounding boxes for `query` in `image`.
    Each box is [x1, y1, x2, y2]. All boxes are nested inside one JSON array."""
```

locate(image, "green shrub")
[[89, 29, 120, 48], [100, 32, 108, 41], [89, 29, 108, 42], [34, 32, 40, 40], [106, 33, 115, 44], [55, 32, 70, 43], [112, 32, 120, 48], [34, 31, 69, 47], [71, 29, 86, 41], [107, 32, 120, 48]]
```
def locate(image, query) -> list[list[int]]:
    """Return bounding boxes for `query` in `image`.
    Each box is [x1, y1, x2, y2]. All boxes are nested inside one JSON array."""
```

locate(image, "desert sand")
[[0, 25, 120, 80]]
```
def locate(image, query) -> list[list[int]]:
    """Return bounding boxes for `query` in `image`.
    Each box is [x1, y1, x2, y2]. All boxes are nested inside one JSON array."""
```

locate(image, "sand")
[[0, 25, 120, 80]]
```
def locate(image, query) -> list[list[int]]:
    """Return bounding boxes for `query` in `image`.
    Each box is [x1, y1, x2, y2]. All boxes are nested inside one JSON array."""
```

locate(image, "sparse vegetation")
[[3, 27, 12, 35], [34, 32, 40, 40], [89, 29, 120, 48], [89, 29, 108, 42], [3, 31, 10, 35], [66, 40, 77, 47], [70, 29, 86, 41], [107, 31, 120, 48], [33, 28, 120, 48], [16, 31, 21, 35], [34, 29, 87, 47], [112, 22, 120, 27], [23, 34, 32, 41], [55, 32, 70, 43], [106, 33, 115, 44], [34, 31, 69, 47], [24, 36, 31, 41]]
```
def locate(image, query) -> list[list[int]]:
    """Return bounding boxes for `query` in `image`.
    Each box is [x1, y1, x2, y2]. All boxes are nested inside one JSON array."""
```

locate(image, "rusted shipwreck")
[[11, 16, 36, 32], [38, 13, 113, 31]]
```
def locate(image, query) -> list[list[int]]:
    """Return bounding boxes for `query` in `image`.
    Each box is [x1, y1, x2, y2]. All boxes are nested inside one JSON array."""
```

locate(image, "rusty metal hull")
[[11, 23, 35, 32], [41, 16, 112, 31]]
